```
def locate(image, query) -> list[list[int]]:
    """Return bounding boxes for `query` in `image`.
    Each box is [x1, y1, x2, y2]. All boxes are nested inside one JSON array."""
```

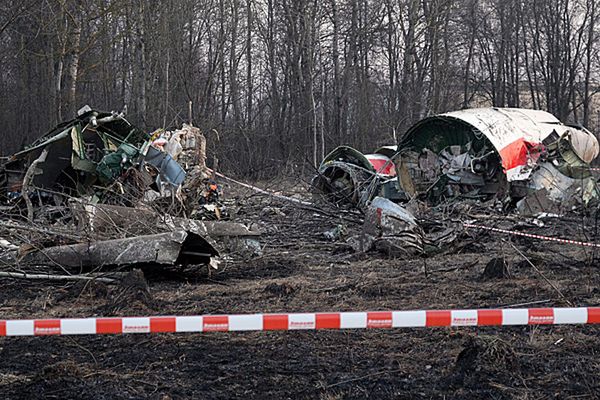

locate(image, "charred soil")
[[1, 181, 600, 399]]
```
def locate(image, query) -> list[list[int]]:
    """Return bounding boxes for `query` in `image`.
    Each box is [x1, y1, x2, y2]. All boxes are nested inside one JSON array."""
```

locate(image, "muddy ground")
[[1, 180, 599, 399]]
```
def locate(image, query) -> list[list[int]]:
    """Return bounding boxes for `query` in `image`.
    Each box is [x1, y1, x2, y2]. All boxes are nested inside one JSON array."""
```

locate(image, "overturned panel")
[[20, 230, 219, 268]]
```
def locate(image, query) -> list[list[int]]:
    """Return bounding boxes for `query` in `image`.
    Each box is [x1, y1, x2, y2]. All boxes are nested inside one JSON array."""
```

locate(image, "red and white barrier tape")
[[463, 223, 600, 248], [0, 307, 599, 336]]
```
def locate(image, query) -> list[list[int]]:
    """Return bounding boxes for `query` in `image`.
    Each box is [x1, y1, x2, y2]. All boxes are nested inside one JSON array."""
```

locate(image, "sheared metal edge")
[[20, 230, 218, 267]]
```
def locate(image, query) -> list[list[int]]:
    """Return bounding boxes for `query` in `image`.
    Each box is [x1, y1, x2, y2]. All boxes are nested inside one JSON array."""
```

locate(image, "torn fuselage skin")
[[0, 107, 258, 270]]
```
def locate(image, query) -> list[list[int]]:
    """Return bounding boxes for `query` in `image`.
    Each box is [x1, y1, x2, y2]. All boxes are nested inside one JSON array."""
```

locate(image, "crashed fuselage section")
[[311, 145, 404, 206], [312, 108, 600, 214]]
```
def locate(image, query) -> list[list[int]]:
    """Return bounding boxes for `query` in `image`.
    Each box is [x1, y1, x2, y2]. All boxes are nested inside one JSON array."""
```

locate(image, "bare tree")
[[0, 0, 599, 175]]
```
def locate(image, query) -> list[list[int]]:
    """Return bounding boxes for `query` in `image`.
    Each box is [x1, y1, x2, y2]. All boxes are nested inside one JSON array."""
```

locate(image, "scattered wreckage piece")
[[70, 202, 259, 237], [312, 108, 600, 252], [311, 146, 404, 206], [0, 106, 213, 215], [348, 197, 423, 256], [70, 202, 261, 257], [312, 108, 600, 216], [154, 123, 208, 171], [2, 106, 151, 199], [514, 162, 597, 214], [19, 230, 219, 269], [0, 106, 261, 278], [401, 108, 598, 181], [421, 223, 463, 254], [168, 218, 261, 256]]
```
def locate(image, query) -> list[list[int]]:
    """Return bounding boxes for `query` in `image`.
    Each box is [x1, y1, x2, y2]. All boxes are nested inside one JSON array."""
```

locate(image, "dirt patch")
[[101, 269, 156, 315], [264, 282, 298, 298]]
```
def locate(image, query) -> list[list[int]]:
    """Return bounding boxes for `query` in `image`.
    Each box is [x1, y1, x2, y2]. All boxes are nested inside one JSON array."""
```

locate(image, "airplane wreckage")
[[0, 106, 597, 276], [0, 106, 259, 277], [312, 107, 599, 214], [312, 108, 600, 255]]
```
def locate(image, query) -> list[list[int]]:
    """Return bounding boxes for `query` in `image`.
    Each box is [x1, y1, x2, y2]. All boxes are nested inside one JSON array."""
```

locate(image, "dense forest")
[[0, 0, 598, 176]]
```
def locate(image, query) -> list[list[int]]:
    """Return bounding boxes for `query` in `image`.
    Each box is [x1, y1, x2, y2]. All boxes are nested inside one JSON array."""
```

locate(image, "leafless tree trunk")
[[0, 0, 599, 176]]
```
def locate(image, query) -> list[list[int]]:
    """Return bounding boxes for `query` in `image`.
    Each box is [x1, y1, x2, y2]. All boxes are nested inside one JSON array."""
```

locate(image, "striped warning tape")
[[0, 307, 599, 336], [463, 223, 600, 248]]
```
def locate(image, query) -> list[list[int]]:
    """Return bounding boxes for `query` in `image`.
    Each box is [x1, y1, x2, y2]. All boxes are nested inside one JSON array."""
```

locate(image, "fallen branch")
[[213, 170, 363, 223], [212, 170, 313, 206], [508, 241, 573, 306], [0, 271, 116, 283], [0, 220, 83, 241]]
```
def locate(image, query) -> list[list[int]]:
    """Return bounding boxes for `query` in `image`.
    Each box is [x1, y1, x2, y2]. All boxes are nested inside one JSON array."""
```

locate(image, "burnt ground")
[[1, 180, 600, 399]]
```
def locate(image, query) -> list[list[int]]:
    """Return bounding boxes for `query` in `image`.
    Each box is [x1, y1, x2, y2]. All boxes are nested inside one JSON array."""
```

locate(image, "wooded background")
[[0, 0, 599, 177]]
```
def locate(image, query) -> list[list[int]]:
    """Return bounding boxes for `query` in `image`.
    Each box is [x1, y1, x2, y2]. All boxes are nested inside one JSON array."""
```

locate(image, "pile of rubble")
[[0, 106, 259, 283]]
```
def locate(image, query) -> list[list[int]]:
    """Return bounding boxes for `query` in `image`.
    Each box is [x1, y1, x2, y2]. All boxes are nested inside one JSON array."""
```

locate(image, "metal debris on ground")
[[0, 106, 260, 282], [348, 197, 423, 256], [1, 105, 599, 278]]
